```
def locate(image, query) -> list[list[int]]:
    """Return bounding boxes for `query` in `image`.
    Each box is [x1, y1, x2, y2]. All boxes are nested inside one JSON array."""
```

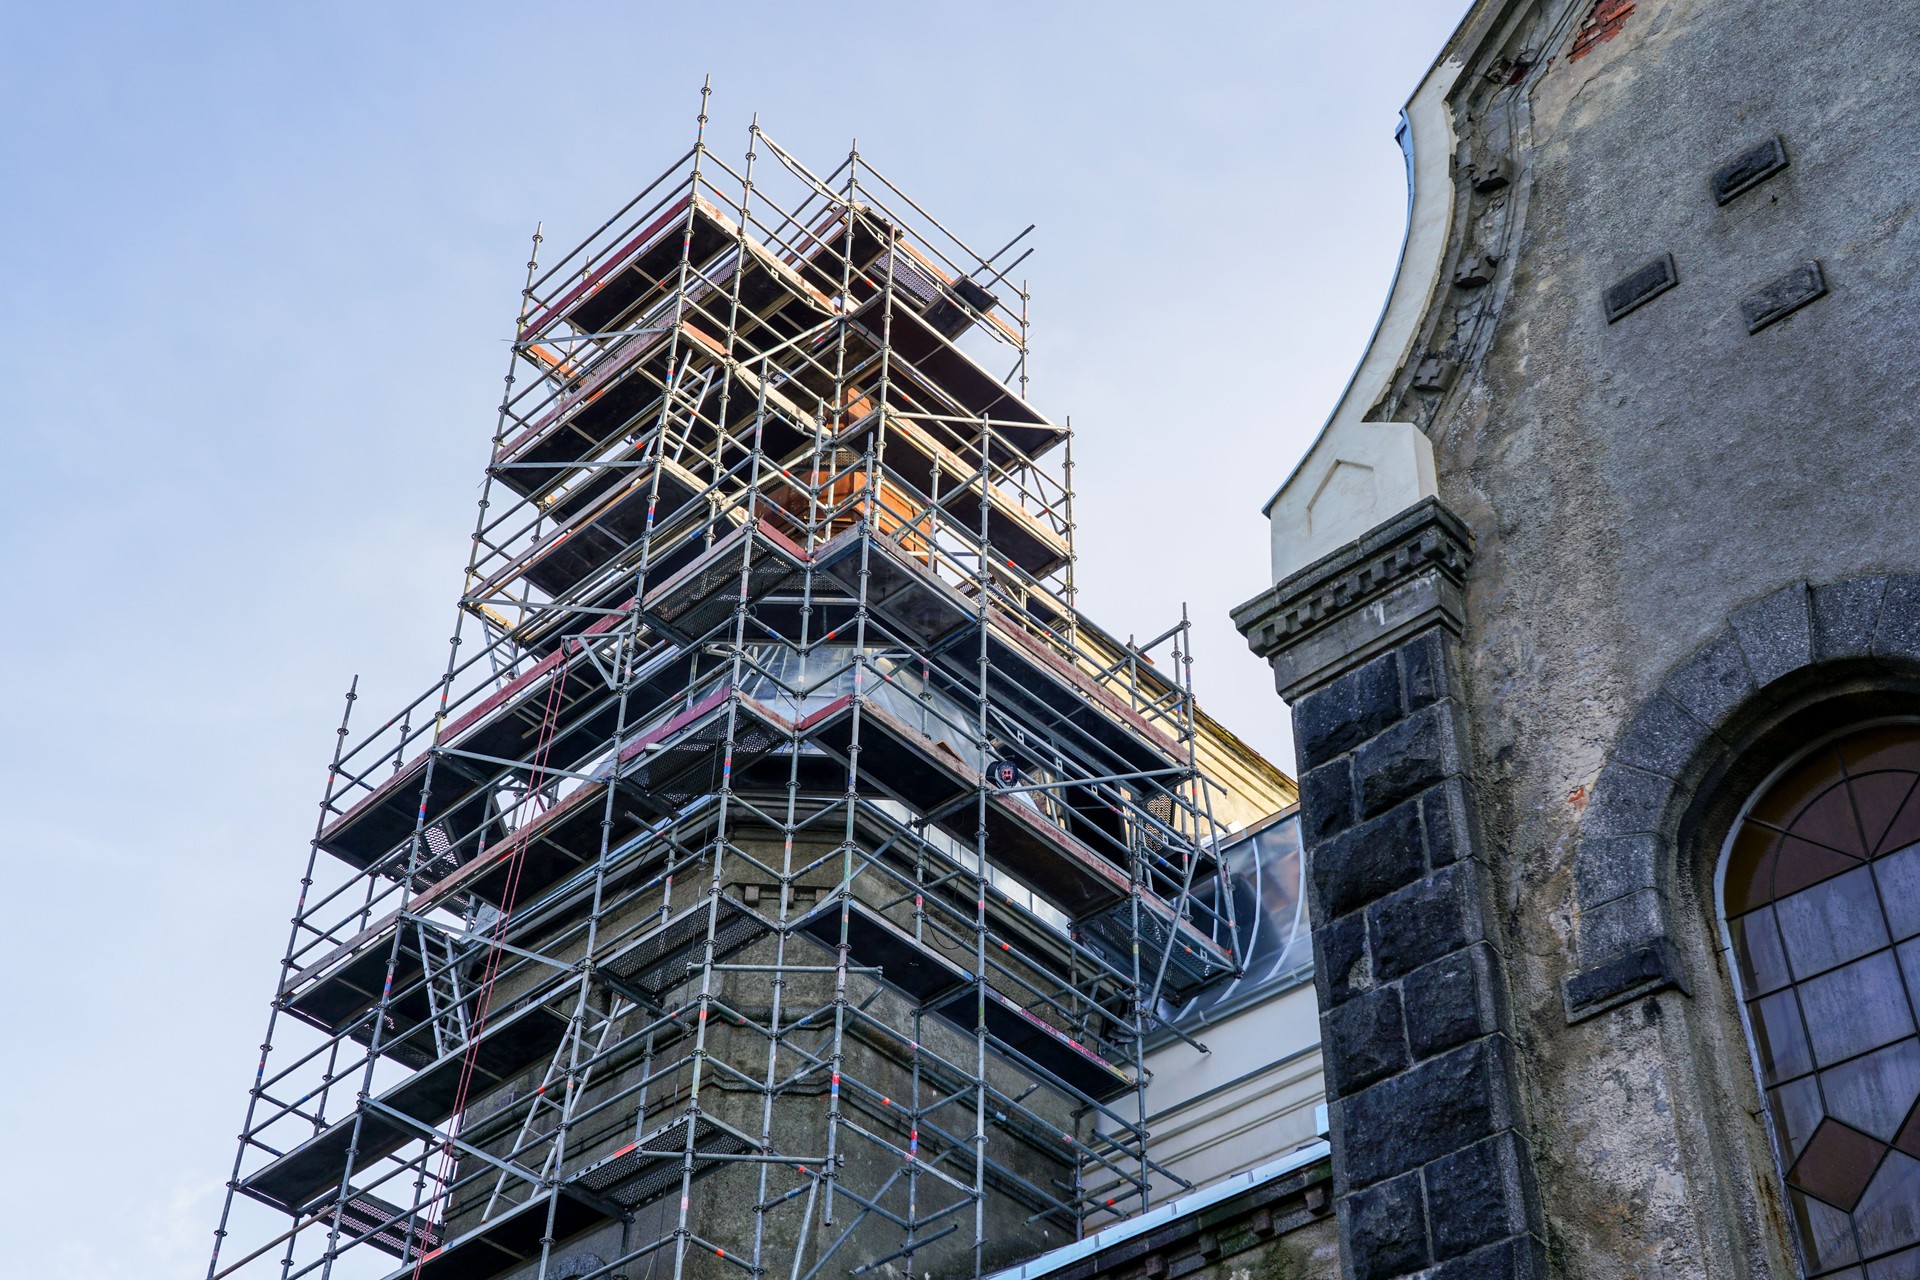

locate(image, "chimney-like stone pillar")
[[1233, 498, 1544, 1280]]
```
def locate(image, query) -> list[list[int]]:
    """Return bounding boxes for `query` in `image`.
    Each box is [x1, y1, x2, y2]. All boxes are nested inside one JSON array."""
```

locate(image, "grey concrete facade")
[[1238, 1, 1920, 1277]]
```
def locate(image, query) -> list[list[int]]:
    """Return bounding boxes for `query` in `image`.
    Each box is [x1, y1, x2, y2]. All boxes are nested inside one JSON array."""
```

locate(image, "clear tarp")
[[1163, 811, 1310, 1024]]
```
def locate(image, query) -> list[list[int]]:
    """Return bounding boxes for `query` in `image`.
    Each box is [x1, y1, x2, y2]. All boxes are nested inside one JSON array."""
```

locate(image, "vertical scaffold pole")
[[205, 676, 358, 1280]]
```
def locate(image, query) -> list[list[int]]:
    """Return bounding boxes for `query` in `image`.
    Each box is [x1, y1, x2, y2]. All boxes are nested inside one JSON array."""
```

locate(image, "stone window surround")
[[1566, 575, 1920, 1024]]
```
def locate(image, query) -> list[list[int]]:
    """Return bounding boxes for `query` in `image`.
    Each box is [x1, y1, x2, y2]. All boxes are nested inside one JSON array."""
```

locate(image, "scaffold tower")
[[206, 106, 1296, 1280]]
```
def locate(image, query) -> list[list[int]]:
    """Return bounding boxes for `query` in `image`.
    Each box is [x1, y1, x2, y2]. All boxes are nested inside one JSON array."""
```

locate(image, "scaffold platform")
[[206, 121, 1296, 1280]]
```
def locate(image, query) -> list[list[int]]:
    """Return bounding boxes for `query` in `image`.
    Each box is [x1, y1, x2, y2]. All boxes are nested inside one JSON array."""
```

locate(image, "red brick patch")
[[1569, 0, 1635, 60]]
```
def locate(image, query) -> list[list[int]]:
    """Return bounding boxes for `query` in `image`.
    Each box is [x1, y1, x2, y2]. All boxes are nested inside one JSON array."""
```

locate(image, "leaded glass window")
[[1722, 723, 1920, 1276]]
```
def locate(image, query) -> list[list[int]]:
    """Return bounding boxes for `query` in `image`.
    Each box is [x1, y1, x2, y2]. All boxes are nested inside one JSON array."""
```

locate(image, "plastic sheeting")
[[1165, 812, 1310, 1024]]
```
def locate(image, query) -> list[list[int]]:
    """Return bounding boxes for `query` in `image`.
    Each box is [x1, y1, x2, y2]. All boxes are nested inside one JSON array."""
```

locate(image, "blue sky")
[[0, 3, 1469, 1274]]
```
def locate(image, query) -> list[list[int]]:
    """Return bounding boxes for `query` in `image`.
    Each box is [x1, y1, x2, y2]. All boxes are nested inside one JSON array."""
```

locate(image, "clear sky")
[[0, 3, 1470, 1275]]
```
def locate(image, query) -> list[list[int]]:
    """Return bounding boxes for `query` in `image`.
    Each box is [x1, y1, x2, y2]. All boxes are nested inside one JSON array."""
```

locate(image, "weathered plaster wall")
[[1415, 0, 1920, 1275]]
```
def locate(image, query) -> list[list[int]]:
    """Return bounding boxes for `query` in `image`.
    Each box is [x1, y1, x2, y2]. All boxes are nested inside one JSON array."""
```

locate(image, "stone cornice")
[[1233, 499, 1473, 698]]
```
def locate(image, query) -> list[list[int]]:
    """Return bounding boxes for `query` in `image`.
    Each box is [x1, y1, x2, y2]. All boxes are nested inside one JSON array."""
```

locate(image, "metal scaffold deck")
[[207, 100, 1295, 1280]]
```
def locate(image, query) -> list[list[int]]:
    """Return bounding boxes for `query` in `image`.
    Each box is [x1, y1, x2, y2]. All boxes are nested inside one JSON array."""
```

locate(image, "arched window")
[[1720, 723, 1920, 1276]]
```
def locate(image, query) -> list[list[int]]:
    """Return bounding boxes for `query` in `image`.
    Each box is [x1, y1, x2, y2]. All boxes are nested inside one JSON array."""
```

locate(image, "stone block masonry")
[[1235, 500, 1544, 1280]]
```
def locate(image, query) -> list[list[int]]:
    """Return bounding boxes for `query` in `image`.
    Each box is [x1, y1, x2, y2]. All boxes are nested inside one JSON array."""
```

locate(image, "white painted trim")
[[1260, 51, 1469, 582]]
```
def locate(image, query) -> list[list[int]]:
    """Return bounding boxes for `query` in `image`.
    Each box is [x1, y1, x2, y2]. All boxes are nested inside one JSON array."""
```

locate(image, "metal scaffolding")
[[206, 104, 1295, 1280]]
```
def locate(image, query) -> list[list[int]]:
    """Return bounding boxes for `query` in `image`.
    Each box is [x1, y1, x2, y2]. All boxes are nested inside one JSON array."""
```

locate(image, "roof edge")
[[982, 1139, 1333, 1280]]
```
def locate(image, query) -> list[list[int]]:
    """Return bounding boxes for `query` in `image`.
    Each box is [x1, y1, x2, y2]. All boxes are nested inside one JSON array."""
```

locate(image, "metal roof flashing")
[[981, 1139, 1333, 1280]]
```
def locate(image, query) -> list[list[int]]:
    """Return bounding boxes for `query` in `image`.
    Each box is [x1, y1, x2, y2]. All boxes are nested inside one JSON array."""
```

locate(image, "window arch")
[[1720, 722, 1920, 1276]]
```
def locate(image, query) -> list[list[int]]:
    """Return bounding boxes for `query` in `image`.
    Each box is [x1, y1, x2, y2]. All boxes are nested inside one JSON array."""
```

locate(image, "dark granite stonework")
[[1231, 1, 1920, 1274], [1236, 500, 1543, 1280]]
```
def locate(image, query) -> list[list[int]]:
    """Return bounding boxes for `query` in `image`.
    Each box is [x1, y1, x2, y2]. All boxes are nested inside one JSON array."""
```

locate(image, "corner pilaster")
[[1233, 498, 1544, 1280]]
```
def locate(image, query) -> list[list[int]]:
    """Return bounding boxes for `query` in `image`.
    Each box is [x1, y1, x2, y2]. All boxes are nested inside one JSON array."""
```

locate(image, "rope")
[[411, 643, 573, 1275]]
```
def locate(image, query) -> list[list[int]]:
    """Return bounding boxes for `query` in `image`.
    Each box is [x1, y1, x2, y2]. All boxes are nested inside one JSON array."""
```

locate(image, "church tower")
[[205, 121, 1296, 1280]]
